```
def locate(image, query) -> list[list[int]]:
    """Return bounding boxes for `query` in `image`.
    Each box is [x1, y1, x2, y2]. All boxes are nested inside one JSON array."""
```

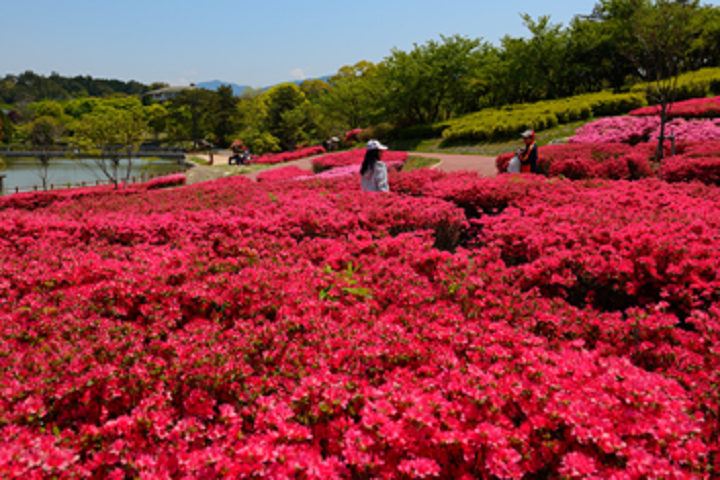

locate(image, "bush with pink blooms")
[[496, 143, 656, 180], [256, 166, 313, 183], [345, 128, 363, 143], [311, 148, 408, 173], [2, 168, 720, 477], [569, 116, 720, 144], [662, 156, 720, 185], [253, 145, 326, 165], [301, 161, 405, 181], [630, 95, 720, 118]]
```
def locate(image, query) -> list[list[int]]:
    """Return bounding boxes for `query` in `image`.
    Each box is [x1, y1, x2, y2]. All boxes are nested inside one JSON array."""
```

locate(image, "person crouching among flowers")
[[360, 140, 390, 192], [517, 129, 538, 173]]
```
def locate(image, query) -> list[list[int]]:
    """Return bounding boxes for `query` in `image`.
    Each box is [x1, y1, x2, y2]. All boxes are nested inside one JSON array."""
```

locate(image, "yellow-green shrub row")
[[439, 91, 647, 143], [630, 67, 720, 102]]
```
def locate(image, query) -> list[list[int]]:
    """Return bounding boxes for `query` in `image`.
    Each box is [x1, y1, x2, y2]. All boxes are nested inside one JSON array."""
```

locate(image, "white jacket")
[[360, 161, 389, 192]]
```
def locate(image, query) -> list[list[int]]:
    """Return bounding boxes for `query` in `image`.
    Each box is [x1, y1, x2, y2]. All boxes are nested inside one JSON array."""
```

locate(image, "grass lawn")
[[402, 155, 441, 171], [387, 119, 592, 156], [224, 163, 279, 176]]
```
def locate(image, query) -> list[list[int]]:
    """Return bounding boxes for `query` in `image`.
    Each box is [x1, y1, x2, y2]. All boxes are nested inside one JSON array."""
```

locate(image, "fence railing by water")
[[0, 168, 189, 196], [0, 149, 187, 160]]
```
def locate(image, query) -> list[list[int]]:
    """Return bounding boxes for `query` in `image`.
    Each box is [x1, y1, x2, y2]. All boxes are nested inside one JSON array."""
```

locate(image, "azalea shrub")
[[2, 170, 720, 477], [301, 161, 405, 182], [569, 116, 720, 144], [253, 145, 326, 165], [311, 148, 408, 173], [662, 156, 720, 185], [630, 95, 720, 118], [495, 143, 655, 180], [345, 128, 363, 143], [256, 166, 313, 183]]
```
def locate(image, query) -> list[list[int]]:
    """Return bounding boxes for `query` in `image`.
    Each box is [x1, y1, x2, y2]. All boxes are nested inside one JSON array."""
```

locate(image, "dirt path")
[[184, 151, 499, 185], [408, 152, 498, 176]]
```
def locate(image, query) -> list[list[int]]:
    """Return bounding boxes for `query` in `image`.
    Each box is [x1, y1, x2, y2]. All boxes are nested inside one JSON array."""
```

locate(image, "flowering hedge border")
[[256, 166, 313, 183], [345, 128, 363, 143], [569, 116, 720, 144], [311, 148, 408, 173], [253, 145, 326, 165], [630, 95, 720, 118], [495, 140, 720, 185]]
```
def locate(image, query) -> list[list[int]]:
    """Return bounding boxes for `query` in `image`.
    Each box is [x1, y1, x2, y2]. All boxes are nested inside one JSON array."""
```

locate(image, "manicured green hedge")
[[438, 91, 647, 143], [630, 67, 720, 102]]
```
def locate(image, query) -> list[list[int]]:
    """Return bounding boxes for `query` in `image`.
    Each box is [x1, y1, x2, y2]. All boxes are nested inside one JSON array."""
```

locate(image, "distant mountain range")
[[196, 76, 332, 96]]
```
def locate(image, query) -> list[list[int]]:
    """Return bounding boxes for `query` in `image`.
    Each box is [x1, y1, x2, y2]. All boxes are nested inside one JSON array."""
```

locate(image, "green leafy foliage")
[[0, 70, 148, 104], [438, 91, 646, 143], [71, 109, 148, 188], [630, 67, 720, 102]]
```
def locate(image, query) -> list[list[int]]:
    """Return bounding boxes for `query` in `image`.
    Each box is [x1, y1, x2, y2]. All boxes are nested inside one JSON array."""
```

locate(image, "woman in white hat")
[[360, 140, 390, 192]]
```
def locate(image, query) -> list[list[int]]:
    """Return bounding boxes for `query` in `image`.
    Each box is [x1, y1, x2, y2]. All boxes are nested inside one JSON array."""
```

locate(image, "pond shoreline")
[[0, 156, 191, 194]]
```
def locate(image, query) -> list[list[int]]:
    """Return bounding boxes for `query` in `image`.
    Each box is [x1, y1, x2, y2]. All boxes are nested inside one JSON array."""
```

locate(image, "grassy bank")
[[389, 119, 591, 156]]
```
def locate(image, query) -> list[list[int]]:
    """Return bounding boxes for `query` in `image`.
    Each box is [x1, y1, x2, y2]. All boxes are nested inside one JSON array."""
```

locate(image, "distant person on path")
[[360, 140, 389, 192], [200, 139, 214, 165], [229, 139, 244, 165], [516, 130, 538, 173]]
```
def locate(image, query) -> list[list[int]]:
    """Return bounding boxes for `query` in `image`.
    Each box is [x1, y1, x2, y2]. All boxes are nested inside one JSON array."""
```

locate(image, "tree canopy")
[[4, 1, 720, 151]]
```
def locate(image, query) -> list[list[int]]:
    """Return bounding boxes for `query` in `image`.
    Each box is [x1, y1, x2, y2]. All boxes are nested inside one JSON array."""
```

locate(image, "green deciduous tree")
[[145, 103, 168, 143], [264, 83, 309, 150], [71, 109, 148, 189], [28, 116, 64, 190], [235, 88, 280, 154], [600, 0, 702, 159], [380, 35, 483, 126], [320, 61, 382, 132], [208, 85, 240, 146], [300, 78, 331, 101], [167, 87, 214, 149]]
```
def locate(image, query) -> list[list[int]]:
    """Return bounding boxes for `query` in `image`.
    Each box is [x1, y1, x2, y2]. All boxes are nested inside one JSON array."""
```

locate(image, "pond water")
[[0, 157, 187, 193]]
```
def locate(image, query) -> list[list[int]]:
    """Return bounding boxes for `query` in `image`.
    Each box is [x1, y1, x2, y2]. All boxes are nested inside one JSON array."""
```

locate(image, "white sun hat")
[[366, 139, 388, 151]]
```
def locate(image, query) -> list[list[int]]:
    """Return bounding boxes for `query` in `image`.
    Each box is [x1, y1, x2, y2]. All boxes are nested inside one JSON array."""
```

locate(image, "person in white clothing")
[[360, 139, 390, 192]]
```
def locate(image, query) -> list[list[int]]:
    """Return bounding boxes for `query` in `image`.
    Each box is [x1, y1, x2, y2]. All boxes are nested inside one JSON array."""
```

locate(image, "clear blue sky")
[[3, 0, 720, 89]]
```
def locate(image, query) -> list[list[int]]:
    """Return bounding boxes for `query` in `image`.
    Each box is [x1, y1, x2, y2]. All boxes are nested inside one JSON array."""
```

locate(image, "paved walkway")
[[185, 151, 499, 185]]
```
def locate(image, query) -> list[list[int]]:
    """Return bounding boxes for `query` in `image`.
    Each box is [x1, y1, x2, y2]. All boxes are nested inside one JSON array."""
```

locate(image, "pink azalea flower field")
[[496, 140, 720, 185], [253, 146, 326, 165], [256, 166, 313, 183], [1, 164, 719, 477], [568, 116, 720, 145], [630, 95, 720, 118]]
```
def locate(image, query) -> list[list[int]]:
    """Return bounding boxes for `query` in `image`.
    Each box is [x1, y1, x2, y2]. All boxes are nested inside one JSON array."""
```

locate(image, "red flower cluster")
[[312, 148, 408, 173], [630, 95, 720, 118], [253, 146, 326, 165], [495, 140, 720, 185], [256, 166, 313, 183], [496, 143, 656, 180], [662, 156, 720, 184], [1, 171, 719, 477], [345, 128, 363, 143]]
